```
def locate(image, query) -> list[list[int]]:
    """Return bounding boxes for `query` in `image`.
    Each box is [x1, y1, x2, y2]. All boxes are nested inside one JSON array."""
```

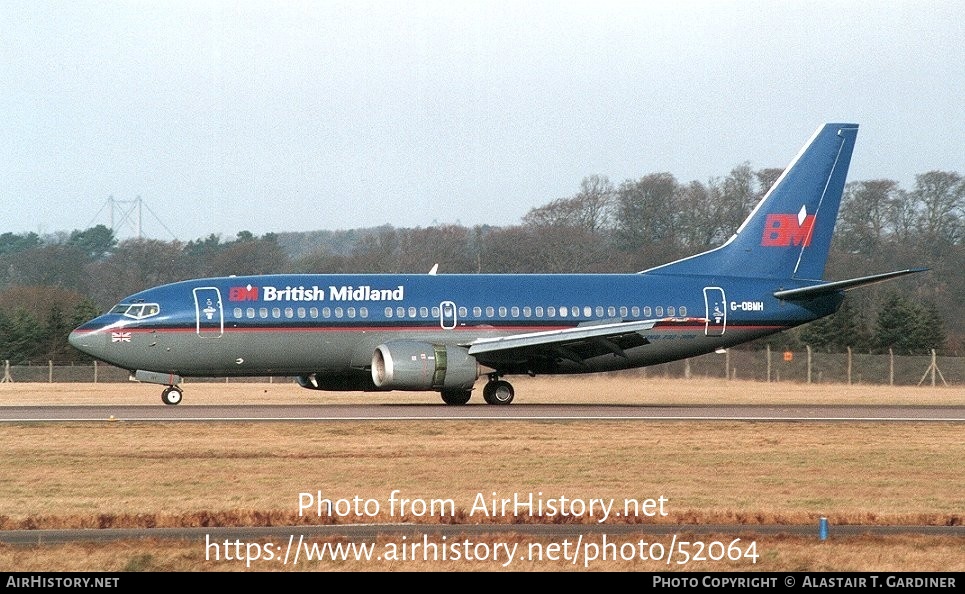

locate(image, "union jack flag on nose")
[[111, 332, 132, 343]]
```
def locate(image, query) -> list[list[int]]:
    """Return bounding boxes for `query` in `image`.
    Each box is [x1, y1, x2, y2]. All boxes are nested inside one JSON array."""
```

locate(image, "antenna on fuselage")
[[428, 263, 439, 275]]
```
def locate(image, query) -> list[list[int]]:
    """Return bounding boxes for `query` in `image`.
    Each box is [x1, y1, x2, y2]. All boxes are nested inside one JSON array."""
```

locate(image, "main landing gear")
[[440, 376, 515, 406], [483, 378, 514, 405]]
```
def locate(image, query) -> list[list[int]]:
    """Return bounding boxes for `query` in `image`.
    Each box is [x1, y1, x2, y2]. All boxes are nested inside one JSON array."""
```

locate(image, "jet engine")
[[371, 341, 479, 390]]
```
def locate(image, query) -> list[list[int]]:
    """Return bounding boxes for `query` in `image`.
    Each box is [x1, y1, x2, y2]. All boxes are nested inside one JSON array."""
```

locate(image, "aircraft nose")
[[68, 328, 87, 353], [68, 326, 99, 358]]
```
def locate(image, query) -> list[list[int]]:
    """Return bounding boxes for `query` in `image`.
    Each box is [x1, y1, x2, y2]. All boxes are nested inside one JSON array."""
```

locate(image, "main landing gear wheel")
[[441, 389, 472, 405], [483, 380, 514, 405], [161, 386, 183, 406]]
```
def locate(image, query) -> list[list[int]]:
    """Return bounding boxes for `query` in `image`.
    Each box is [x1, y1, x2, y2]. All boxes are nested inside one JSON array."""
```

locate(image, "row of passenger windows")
[[230, 304, 688, 321]]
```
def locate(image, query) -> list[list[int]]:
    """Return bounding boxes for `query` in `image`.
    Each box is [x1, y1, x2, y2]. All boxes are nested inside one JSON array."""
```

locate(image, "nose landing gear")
[[161, 385, 183, 405], [132, 370, 185, 405]]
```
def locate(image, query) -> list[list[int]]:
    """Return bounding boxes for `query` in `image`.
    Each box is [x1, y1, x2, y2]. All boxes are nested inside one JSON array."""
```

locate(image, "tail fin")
[[647, 123, 859, 281]]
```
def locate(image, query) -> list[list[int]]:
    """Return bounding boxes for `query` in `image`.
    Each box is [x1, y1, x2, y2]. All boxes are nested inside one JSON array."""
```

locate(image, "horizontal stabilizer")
[[773, 268, 928, 301]]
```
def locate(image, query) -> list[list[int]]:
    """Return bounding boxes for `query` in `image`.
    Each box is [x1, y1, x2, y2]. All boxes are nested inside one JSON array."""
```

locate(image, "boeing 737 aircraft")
[[69, 123, 923, 405]]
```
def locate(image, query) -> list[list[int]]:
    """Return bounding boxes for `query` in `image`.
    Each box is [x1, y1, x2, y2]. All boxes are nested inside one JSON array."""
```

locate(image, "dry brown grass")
[[1, 534, 963, 572], [0, 377, 962, 571], [1, 374, 962, 406]]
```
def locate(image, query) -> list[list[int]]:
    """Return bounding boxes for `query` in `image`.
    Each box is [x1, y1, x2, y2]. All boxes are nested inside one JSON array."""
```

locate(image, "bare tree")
[[911, 170, 964, 249], [523, 174, 615, 233], [838, 179, 900, 254]]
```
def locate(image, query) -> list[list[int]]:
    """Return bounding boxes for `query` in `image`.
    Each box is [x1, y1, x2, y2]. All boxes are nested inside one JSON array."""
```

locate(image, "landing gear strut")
[[483, 377, 514, 405], [161, 386, 183, 406]]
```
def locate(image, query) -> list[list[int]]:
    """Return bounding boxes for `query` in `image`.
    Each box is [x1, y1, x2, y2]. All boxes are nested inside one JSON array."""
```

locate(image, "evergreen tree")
[[911, 300, 948, 354], [873, 294, 947, 354], [800, 300, 870, 352]]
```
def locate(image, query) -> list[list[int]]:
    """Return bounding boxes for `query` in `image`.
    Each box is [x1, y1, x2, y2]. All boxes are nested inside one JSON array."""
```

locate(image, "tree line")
[[1, 167, 961, 364]]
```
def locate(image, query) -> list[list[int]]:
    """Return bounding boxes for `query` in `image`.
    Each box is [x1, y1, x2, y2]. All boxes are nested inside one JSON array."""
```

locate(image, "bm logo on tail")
[[762, 205, 815, 247]]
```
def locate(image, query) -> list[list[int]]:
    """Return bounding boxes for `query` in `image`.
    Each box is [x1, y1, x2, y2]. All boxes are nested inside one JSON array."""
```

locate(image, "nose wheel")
[[161, 386, 183, 405]]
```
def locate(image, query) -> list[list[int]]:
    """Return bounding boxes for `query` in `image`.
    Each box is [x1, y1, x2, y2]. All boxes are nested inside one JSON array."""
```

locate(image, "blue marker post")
[[819, 516, 829, 541]]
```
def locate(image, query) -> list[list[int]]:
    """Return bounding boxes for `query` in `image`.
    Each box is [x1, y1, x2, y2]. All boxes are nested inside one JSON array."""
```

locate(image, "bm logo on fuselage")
[[229, 285, 259, 301], [761, 213, 815, 247]]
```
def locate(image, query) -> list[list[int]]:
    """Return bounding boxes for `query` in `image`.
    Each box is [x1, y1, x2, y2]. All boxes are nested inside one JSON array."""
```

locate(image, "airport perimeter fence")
[[1, 348, 962, 387]]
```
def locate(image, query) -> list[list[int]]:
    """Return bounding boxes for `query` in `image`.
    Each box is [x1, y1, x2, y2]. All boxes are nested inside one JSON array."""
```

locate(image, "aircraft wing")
[[466, 318, 691, 368]]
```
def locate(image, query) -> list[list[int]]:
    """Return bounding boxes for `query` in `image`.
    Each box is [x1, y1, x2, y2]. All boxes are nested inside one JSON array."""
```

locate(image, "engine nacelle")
[[297, 372, 379, 391], [371, 341, 479, 390]]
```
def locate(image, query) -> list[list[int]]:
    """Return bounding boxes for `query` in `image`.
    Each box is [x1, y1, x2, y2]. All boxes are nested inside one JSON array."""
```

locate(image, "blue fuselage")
[[69, 272, 840, 381]]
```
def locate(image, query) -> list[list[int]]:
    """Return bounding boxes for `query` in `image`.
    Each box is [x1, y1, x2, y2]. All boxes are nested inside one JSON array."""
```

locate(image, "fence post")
[[889, 348, 894, 386], [49, 360, 53, 383], [766, 344, 772, 383], [806, 345, 812, 384], [93, 360, 98, 383], [847, 347, 852, 385]]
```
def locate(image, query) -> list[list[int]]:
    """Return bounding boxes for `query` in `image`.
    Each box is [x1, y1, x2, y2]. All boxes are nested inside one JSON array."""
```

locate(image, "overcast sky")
[[2, 1, 962, 241]]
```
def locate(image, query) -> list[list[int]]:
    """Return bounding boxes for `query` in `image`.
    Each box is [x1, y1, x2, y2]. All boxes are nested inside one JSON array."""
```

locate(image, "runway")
[[1, 403, 963, 422]]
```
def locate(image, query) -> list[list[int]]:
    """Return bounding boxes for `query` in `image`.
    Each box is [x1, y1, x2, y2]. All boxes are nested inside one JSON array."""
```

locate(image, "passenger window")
[[408, 307, 417, 318], [310, 308, 319, 318], [347, 307, 356, 318], [644, 306, 652, 317], [397, 307, 405, 318], [385, 307, 393, 317], [535, 307, 544, 317], [511, 307, 520, 317], [655, 306, 664, 316], [547, 306, 556, 317], [632, 306, 640, 317], [523, 306, 532, 317], [432, 307, 440, 317], [680, 306, 687, 316], [486, 306, 495, 317], [298, 307, 306, 319], [473, 307, 482, 317], [259, 308, 268, 319], [323, 307, 331, 318], [498, 306, 507, 317], [360, 307, 368, 318], [420, 307, 429, 318], [272, 308, 281, 318], [667, 306, 675, 316], [246, 308, 255, 319], [285, 307, 294, 318], [595, 306, 604, 317], [335, 307, 344, 319], [608, 306, 616, 317], [458, 307, 468, 317], [620, 306, 628, 317], [233, 308, 242, 319]]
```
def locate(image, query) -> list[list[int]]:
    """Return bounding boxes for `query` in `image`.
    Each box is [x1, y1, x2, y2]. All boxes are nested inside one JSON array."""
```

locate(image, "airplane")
[[68, 123, 924, 405]]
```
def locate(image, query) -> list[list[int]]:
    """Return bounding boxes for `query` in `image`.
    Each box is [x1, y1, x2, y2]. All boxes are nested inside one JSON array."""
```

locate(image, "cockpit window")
[[110, 303, 161, 320]]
